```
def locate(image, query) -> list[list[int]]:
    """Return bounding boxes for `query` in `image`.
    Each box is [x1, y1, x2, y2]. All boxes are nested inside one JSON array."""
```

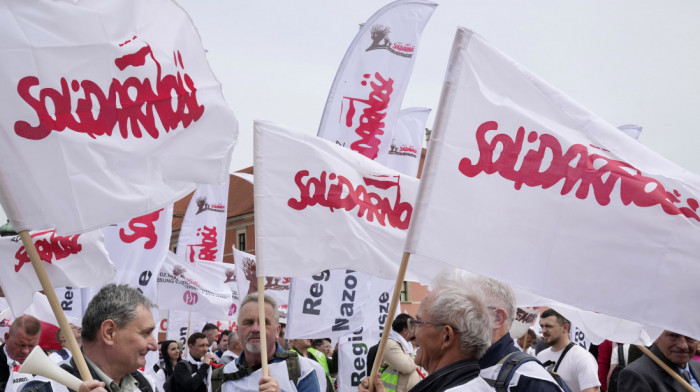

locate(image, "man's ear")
[[493, 308, 508, 329], [441, 325, 457, 350], [100, 319, 118, 346]]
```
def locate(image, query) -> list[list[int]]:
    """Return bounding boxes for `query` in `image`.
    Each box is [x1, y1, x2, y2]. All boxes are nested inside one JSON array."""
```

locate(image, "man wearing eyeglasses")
[[360, 271, 494, 391], [617, 330, 700, 391]]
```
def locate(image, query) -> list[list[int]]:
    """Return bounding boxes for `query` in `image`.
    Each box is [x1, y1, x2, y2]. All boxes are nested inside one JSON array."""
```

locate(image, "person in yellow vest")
[[376, 313, 421, 392], [290, 338, 336, 392]]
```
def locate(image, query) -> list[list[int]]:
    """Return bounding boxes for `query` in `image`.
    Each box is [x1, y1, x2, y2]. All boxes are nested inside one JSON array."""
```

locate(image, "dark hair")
[[392, 313, 413, 333], [541, 309, 570, 327], [202, 323, 218, 333], [160, 340, 180, 376], [188, 332, 207, 346], [81, 284, 154, 343], [217, 330, 231, 345]]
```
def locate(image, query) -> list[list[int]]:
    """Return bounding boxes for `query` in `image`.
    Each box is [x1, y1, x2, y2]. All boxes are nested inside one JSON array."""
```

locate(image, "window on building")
[[399, 281, 409, 302], [237, 231, 246, 251]]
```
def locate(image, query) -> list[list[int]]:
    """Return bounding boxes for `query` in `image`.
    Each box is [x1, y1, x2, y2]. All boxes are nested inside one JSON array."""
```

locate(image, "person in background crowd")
[[202, 323, 219, 352], [1, 315, 43, 392], [64, 284, 157, 392], [278, 322, 288, 351], [515, 329, 537, 353], [618, 330, 700, 391], [215, 330, 231, 361], [171, 332, 216, 392], [48, 323, 82, 366], [153, 340, 181, 392], [537, 309, 600, 392], [360, 270, 494, 392], [219, 331, 243, 365], [461, 274, 563, 392], [374, 314, 420, 392], [290, 339, 335, 391], [219, 293, 327, 391], [594, 340, 612, 391]]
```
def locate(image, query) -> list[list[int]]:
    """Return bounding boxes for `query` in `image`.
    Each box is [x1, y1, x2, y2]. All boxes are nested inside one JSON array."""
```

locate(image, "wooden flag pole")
[[636, 345, 695, 392], [257, 276, 269, 377], [19, 230, 92, 382], [368, 252, 411, 392]]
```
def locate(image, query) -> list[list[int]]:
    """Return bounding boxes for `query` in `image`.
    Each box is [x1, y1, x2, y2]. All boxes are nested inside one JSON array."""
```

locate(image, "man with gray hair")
[[217, 293, 327, 392], [63, 283, 157, 392], [457, 273, 564, 391], [219, 331, 243, 365], [361, 270, 494, 392]]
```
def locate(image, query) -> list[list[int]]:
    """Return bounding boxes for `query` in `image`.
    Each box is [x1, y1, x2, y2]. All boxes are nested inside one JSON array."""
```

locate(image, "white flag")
[[157, 252, 233, 320], [254, 120, 444, 282], [317, 0, 436, 163], [0, 230, 115, 316], [405, 28, 700, 338], [177, 180, 230, 264], [233, 247, 289, 307], [0, 0, 238, 235], [102, 205, 173, 302], [385, 108, 430, 177]]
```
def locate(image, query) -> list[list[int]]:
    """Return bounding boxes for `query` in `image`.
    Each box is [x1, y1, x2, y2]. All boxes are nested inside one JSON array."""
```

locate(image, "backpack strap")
[[483, 352, 537, 392], [130, 370, 154, 392], [553, 342, 575, 373], [617, 344, 625, 367]]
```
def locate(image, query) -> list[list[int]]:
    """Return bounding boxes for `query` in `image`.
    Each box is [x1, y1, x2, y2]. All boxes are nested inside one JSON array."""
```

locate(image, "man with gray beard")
[[218, 294, 326, 392]]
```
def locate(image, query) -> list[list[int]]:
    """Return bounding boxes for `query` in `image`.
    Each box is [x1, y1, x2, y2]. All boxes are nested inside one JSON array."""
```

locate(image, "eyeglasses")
[[407, 318, 459, 334]]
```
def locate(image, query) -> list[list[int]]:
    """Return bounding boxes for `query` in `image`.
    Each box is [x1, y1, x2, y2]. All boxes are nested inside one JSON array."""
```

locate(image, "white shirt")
[[537, 344, 600, 392]]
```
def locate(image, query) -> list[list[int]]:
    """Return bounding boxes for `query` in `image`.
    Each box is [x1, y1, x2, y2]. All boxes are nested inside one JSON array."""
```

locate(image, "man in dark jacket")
[[171, 332, 216, 392], [617, 330, 700, 391]]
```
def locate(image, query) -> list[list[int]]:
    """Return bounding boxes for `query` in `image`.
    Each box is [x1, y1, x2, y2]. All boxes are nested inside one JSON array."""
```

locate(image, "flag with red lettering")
[[102, 205, 174, 302], [405, 28, 700, 338], [317, 0, 436, 164], [385, 108, 430, 176], [254, 121, 444, 282], [233, 248, 289, 306], [0, 0, 238, 235], [176, 180, 229, 264], [0, 230, 115, 315], [156, 252, 234, 319]]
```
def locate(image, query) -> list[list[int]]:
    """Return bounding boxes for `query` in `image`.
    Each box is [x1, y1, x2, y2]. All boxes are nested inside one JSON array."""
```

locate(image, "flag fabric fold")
[[405, 28, 700, 339], [0, 0, 238, 235], [0, 229, 115, 316]]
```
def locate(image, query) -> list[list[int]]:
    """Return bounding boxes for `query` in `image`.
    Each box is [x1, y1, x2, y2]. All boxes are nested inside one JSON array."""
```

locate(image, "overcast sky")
[[178, 0, 700, 175], [3, 0, 700, 224]]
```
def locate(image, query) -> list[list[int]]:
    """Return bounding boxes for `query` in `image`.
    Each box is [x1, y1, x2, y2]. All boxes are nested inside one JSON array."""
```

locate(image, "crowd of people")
[[1, 275, 699, 392]]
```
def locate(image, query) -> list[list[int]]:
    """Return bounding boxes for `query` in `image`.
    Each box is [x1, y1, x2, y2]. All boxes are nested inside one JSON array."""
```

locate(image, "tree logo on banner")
[[388, 140, 418, 158], [195, 197, 226, 215], [365, 25, 415, 58], [242, 257, 290, 294], [224, 268, 236, 283], [14, 35, 205, 141], [183, 291, 198, 305]]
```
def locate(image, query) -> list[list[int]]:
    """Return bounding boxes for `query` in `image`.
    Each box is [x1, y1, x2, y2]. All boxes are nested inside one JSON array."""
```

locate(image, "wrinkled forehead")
[[239, 301, 277, 324]]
